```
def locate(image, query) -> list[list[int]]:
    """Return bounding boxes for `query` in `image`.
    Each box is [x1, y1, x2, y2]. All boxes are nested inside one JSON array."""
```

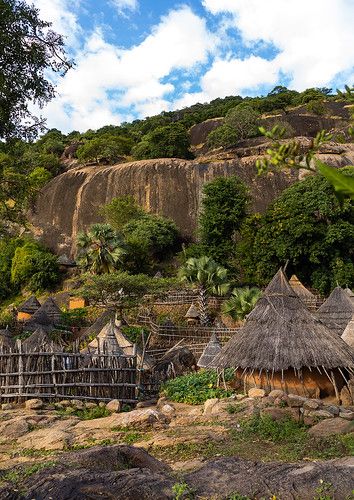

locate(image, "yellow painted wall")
[[69, 297, 86, 310], [17, 311, 32, 321]]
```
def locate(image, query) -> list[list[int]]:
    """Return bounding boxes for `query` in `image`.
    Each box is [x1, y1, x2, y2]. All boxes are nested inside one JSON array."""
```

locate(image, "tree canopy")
[[0, 0, 72, 140]]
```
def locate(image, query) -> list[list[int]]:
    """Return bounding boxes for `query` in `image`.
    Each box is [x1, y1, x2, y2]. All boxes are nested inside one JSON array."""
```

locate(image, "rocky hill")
[[30, 138, 354, 256]]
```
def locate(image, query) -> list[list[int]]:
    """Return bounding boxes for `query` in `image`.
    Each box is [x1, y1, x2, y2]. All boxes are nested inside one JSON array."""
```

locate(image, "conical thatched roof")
[[197, 332, 222, 368], [22, 327, 60, 352], [89, 320, 124, 355], [57, 254, 76, 267], [342, 314, 354, 348], [0, 329, 14, 349], [212, 269, 354, 375], [25, 308, 53, 332], [185, 303, 199, 319], [289, 275, 315, 300], [114, 319, 155, 370], [40, 297, 62, 324], [18, 296, 41, 314], [344, 287, 354, 301], [317, 287, 354, 336]]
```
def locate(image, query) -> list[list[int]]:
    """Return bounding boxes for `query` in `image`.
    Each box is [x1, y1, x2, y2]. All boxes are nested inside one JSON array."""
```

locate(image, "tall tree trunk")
[[199, 285, 209, 326]]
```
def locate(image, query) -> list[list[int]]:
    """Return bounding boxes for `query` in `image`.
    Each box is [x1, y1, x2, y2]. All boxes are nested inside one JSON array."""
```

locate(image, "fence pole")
[[17, 340, 24, 401]]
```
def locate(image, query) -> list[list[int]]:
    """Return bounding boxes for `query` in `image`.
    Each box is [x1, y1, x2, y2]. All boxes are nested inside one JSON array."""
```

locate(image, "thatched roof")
[[22, 327, 60, 352], [185, 303, 200, 319], [197, 333, 222, 368], [345, 287, 354, 300], [154, 271, 163, 278], [316, 287, 354, 335], [342, 314, 354, 348], [80, 310, 115, 342], [89, 320, 124, 355], [40, 297, 62, 324], [18, 296, 41, 314], [289, 275, 315, 300], [211, 269, 354, 375], [57, 254, 76, 267], [0, 329, 15, 349], [25, 308, 53, 332]]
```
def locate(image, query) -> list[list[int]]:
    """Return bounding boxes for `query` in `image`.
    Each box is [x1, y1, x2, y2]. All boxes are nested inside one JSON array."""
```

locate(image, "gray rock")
[[248, 388, 266, 398], [106, 399, 121, 413], [309, 417, 354, 437], [25, 399, 43, 410], [303, 399, 320, 410], [339, 410, 354, 421], [268, 390, 285, 399], [287, 394, 307, 407]]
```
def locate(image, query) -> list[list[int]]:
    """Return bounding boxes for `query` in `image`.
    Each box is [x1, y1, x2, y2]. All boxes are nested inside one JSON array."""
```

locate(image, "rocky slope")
[[29, 139, 354, 256]]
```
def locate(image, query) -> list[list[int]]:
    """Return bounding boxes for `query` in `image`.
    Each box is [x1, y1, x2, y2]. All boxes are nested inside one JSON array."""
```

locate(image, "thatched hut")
[[22, 327, 60, 352], [317, 287, 354, 336], [88, 320, 124, 355], [289, 275, 316, 308], [17, 296, 41, 321], [342, 314, 354, 348], [114, 319, 155, 370], [185, 304, 200, 325], [39, 297, 62, 324], [197, 333, 222, 368], [344, 287, 354, 302], [0, 329, 15, 350], [25, 308, 53, 332], [211, 269, 354, 400]]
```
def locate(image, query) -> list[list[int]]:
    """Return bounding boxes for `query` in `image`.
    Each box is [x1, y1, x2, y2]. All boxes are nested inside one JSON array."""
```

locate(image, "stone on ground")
[[106, 399, 121, 413], [248, 388, 266, 398], [25, 399, 43, 410], [308, 417, 354, 437]]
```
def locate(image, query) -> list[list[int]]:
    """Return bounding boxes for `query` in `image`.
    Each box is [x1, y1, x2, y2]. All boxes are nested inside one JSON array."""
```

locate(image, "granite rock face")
[[29, 140, 354, 255]]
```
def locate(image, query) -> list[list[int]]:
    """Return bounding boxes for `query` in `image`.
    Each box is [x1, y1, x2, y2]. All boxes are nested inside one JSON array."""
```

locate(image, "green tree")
[[199, 176, 249, 266], [0, 237, 24, 299], [11, 241, 59, 292], [178, 256, 230, 325], [132, 122, 191, 160], [0, 0, 72, 139], [222, 287, 262, 321], [207, 104, 260, 148], [236, 168, 354, 294], [76, 135, 133, 164], [100, 195, 144, 231], [123, 214, 179, 272], [76, 223, 126, 274]]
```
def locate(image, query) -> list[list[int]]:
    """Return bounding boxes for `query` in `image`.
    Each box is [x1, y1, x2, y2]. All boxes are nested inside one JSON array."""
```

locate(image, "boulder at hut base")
[[287, 394, 307, 407], [340, 386, 353, 406], [203, 398, 219, 415], [268, 389, 285, 399], [339, 410, 354, 420], [308, 417, 354, 437], [248, 388, 266, 398], [25, 398, 43, 410], [106, 399, 121, 413]]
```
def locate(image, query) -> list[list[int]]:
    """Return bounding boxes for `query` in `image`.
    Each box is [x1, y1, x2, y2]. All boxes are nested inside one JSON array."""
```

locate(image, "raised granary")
[[197, 332, 222, 368], [289, 275, 316, 309], [17, 296, 41, 321], [342, 314, 354, 348], [211, 269, 354, 400]]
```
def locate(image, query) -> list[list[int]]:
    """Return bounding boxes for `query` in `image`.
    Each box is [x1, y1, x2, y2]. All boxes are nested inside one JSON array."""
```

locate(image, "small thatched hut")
[[39, 297, 62, 324], [0, 329, 15, 349], [317, 287, 354, 336], [289, 275, 316, 308], [22, 327, 60, 352], [25, 309, 53, 332], [17, 296, 41, 321], [342, 314, 354, 348], [211, 269, 354, 399], [197, 333, 222, 368], [185, 304, 200, 325], [344, 287, 354, 301], [89, 320, 125, 355]]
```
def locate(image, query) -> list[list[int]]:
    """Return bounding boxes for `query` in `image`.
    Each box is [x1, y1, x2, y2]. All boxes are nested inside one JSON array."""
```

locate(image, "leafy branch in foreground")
[[256, 86, 354, 200]]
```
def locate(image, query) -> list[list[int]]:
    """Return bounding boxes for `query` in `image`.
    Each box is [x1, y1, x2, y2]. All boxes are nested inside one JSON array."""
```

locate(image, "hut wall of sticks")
[[0, 339, 139, 404]]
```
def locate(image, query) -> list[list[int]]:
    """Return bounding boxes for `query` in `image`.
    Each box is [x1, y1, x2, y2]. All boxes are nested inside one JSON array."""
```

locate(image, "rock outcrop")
[[29, 140, 354, 255]]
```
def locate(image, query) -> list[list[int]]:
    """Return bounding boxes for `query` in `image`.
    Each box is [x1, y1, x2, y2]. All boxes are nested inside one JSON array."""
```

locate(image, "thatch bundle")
[[289, 275, 315, 301], [18, 296, 41, 314], [22, 327, 60, 352], [39, 297, 62, 324], [197, 332, 221, 368], [211, 269, 354, 394], [317, 287, 354, 336], [342, 314, 354, 348]]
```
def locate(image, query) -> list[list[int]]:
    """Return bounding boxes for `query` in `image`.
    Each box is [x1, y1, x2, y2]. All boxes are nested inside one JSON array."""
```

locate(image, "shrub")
[[240, 414, 308, 443], [222, 287, 262, 321], [307, 99, 326, 116], [161, 369, 234, 405]]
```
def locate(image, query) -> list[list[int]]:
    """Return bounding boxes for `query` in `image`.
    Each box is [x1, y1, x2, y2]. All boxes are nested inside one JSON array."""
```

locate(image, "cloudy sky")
[[29, 0, 354, 133]]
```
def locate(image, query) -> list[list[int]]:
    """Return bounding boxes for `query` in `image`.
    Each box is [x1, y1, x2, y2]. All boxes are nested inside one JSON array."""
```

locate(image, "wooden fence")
[[0, 343, 139, 404]]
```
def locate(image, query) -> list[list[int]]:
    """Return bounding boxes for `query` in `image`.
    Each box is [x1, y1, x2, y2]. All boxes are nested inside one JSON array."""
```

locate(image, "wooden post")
[[17, 340, 23, 402]]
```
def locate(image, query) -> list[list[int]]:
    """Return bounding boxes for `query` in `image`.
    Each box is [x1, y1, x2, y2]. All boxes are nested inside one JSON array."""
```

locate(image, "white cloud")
[[29, 0, 82, 49], [40, 6, 215, 130], [111, 0, 138, 15], [202, 0, 354, 90]]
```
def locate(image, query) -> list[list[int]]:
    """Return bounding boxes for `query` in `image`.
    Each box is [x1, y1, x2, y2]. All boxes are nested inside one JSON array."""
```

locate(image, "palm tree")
[[222, 287, 261, 321], [178, 256, 230, 326], [76, 224, 126, 274]]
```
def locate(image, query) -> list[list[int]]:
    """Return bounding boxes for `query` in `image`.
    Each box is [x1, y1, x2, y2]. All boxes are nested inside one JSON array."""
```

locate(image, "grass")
[[161, 370, 234, 405], [151, 415, 354, 464], [56, 405, 110, 420], [172, 481, 195, 499], [10, 448, 55, 459], [111, 426, 151, 444], [0, 461, 57, 485], [226, 403, 247, 414]]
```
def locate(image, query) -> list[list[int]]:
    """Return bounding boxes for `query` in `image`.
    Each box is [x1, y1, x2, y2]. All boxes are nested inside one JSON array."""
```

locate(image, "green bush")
[[161, 370, 234, 405], [60, 308, 88, 328], [240, 414, 308, 443], [11, 241, 60, 292], [131, 122, 191, 160]]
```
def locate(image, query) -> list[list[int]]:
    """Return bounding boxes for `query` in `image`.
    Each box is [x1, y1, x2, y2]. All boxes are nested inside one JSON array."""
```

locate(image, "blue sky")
[[29, 0, 354, 133]]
